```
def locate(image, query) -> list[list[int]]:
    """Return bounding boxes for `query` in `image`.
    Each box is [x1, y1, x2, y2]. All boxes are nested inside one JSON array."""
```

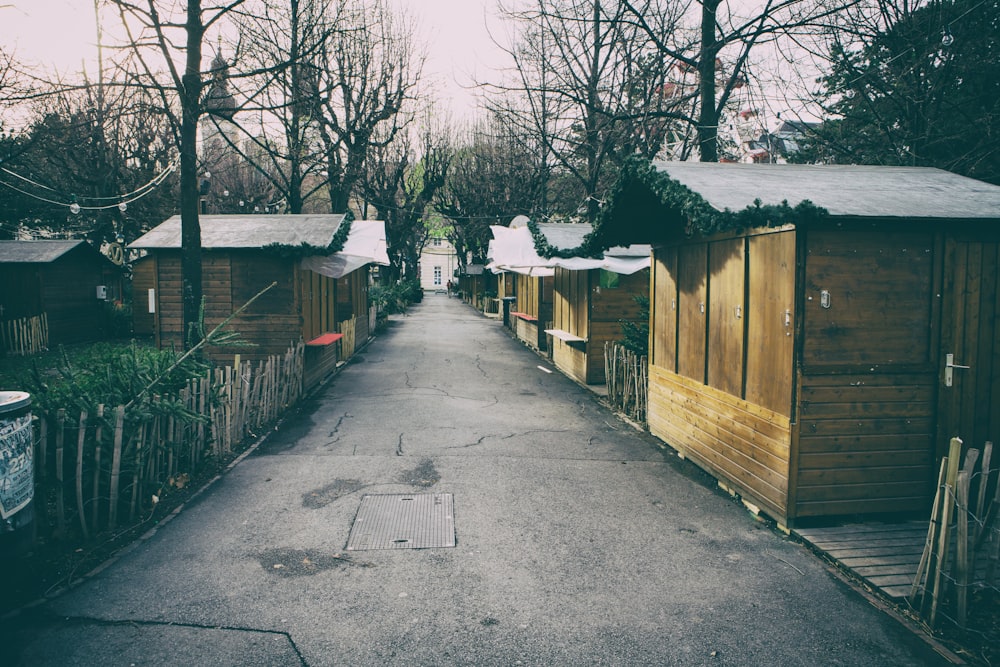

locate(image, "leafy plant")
[[619, 294, 649, 356]]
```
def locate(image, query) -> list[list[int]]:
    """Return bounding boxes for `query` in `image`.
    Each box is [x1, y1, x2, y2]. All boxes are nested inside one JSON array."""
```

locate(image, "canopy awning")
[[300, 220, 390, 279], [488, 223, 649, 276]]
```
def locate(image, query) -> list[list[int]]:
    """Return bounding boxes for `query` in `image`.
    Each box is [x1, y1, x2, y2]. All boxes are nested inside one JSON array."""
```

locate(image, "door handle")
[[945, 353, 970, 387]]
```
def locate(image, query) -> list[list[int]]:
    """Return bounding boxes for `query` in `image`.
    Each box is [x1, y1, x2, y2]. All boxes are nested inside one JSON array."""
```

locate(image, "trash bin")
[[501, 296, 517, 327], [0, 391, 34, 556]]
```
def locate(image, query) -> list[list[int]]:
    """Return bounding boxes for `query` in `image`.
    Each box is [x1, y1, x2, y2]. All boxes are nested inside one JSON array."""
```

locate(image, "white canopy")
[[487, 222, 650, 276], [300, 220, 390, 279]]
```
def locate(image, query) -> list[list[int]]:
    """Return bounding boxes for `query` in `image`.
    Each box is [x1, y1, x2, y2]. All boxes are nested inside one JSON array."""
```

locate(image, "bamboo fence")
[[29, 341, 304, 541], [604, 342, 647, 424], [908, 437, 1000, 629], [1, 313, 49, 356], [339, 315, 357, 359]]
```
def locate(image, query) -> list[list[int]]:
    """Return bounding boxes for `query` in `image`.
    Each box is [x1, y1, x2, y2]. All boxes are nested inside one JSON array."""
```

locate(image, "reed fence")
[[483, 298, 502, 318], [604, 342, 647, 424], [1, 313, 49, 356], [30, 342, 305, 542], [339, 316, 357, 359], [908, 437, 1000, 630]]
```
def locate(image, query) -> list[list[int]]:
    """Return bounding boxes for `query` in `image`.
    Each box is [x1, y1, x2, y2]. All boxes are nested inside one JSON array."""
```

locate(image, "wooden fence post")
[[92, 405, 104, 533], [108, 405, 125, 529], [55, 408, 66, 536], [75, 409, 89, 540]]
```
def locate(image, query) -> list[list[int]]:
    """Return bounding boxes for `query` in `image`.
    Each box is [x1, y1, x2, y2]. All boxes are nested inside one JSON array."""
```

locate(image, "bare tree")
[[209, 0, 336, 214], [436, 112, 545, 268], [360, 117, 451, 283], [620, 0, 857, 162], [486, 0, 684, 220], [105, 0, 252, 346], [316, 0, 424, 214]]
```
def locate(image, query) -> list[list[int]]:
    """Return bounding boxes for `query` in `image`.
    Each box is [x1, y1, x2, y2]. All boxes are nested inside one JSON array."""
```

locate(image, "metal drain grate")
[[346, 493, 455, 550]]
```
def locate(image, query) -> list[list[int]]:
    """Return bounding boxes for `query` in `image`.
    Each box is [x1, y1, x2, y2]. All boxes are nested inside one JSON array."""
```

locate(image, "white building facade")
[[418, 237, 459, 291]]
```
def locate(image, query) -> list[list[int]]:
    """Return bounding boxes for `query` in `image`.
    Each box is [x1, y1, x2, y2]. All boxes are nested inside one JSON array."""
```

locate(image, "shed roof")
[[0, 240, 92, 263], [596, 159, 1000, 247], [649, 161, 1000, 220], [131, 214, 349, 249]]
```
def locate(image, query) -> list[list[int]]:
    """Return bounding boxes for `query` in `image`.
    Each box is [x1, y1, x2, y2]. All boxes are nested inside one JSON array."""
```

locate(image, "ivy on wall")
[[593, 156, 829, 247]]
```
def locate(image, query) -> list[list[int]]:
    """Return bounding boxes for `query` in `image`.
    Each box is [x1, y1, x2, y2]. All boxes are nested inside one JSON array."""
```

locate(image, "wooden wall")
[[648, 229, 796, 522], [150, 251, 299, 364], [131, 256, 156, 336], [299, 266, 337, 342], [936, 235, 1000, 455], [1, 248, 112, 344], [550, 267, 648, 385], [793, 228, 939, 519], [648, 367, 792, 520], [647, 225, 947, 524], [513, 274, 551, 350]]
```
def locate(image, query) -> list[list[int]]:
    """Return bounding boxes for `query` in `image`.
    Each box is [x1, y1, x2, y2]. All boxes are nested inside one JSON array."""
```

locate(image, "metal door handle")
[[945, 353, 970, 387]]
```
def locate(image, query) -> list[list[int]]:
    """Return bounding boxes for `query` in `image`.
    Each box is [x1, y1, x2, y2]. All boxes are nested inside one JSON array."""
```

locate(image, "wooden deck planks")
[[794, 521, 928, 600]]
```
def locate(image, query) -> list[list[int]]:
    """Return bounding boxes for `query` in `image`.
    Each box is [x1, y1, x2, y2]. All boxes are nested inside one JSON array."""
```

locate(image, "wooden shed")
[[489, 218, 650, 385], [130, 215, 388, 391], [597, 159, 1000, 527], [487, 217, 554, 351], [0, 240, 121, 347]]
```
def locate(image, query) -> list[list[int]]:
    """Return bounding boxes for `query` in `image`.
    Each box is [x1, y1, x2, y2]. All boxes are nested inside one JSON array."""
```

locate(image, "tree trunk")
[[698, 0, 720, 163], [180, 1, 205, 348]]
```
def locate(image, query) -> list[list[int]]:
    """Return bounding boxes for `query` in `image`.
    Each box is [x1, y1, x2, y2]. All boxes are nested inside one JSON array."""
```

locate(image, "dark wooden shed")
[[130, 215, 387, 390], [489, 218, 650, 385], [597, 160, 1000, 528], [0, 240, 120, 346]]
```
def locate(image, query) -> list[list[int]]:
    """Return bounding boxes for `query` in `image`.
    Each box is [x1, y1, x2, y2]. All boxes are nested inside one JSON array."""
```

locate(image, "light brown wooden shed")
[[597, 160, 1000, 527], [130, 215, 387, 390]]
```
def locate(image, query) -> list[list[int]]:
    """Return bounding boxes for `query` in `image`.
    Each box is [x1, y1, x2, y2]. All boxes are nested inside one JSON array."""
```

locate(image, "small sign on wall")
[[148, 288, 156, 314]]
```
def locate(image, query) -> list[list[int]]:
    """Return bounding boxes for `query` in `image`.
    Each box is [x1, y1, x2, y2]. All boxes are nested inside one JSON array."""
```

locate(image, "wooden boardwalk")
[[794, 521, 929, 600]]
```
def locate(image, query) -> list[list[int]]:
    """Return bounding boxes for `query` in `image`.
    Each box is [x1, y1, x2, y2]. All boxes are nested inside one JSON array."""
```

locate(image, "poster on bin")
[[0, 414, 33, 519]]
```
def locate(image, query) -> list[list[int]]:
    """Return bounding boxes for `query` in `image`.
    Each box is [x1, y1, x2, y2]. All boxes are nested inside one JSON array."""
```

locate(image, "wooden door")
[[936, 236, 1000, 455]]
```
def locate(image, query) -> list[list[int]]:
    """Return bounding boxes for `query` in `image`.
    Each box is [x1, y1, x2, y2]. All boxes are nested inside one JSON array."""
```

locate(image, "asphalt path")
[[2, 293, 951, 666]]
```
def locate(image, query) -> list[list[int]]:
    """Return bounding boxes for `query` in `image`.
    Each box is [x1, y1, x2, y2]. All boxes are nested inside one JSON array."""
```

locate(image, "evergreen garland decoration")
[[261, 216, 353, 259], [594, 156, 829, 247], [525, 217, 606, 259]]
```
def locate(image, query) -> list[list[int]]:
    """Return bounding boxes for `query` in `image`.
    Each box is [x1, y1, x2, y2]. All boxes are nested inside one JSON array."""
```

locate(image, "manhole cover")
[[346, 493, 455, 550]]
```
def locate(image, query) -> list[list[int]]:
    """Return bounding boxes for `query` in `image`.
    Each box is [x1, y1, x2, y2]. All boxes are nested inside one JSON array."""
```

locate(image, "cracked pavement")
[[1, 294, 950, 666]]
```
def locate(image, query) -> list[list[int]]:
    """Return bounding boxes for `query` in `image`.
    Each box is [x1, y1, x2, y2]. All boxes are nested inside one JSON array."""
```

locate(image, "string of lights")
[[0, 159, 179, 212]]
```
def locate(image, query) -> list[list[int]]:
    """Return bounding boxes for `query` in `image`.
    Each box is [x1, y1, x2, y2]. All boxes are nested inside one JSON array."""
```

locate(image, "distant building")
[[418, 236, 458, 291], [743, 120, 820, 164]]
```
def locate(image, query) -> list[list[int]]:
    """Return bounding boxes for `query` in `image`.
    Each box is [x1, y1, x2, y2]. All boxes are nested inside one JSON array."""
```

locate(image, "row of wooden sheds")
[[493, 160, 1000, 529]]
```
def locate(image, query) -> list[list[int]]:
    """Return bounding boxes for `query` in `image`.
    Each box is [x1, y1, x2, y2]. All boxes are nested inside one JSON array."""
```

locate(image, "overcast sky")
[[2, 0, 504, 121]]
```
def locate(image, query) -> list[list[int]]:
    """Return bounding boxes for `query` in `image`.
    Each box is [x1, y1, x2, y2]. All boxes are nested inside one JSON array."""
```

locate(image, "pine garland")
[[261, 215, 353, 259], [525, 217, 606, 259], [594, 156, 829, 247]]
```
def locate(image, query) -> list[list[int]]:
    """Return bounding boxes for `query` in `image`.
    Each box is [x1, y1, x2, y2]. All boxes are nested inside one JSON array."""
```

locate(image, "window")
[[434, 266, 442, 285], [599, 270, 620, 289], [432, 238, 442, 247]]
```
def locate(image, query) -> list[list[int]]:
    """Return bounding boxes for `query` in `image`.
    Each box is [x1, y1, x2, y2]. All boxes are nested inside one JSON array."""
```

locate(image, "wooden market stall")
[[130, 215, 388, 391], [596, 159, 1000, 527], [489, 218, 649, 385], [0, 240, 122, 349]]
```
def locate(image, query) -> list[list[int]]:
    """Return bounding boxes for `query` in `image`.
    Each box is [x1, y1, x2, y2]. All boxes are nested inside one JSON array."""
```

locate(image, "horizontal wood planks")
[[794, 373, 936, 518], [803, 230, 935, 367], [648, 366, 792, 521], [793, 521, 929, 599]]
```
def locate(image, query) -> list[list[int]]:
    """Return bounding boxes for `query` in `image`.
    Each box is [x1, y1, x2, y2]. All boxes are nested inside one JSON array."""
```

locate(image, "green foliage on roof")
[[524, 217, 605, 259], [261, 216, 353, 259], [594, 157, 829, 246]]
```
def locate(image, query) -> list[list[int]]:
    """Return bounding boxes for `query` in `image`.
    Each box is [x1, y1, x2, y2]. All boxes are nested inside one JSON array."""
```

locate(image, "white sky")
[[1, 0, 505, 121]]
